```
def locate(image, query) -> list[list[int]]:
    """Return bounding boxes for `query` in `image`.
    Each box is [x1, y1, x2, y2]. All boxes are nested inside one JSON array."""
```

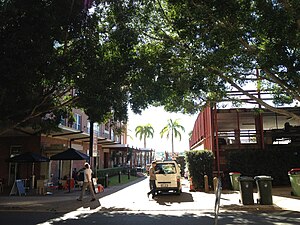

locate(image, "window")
[[60, 116, 66, 126], [94, 123, 100, 137], [155, 163, 177, 174], [10, 145, 22, 157], [104, 122, 109, 134], [73, 114, 81, 130]]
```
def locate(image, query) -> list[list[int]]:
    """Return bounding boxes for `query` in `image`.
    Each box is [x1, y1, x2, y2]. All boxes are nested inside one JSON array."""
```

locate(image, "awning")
[[50, 148, 89, 160], [7, 152, 50, 163]]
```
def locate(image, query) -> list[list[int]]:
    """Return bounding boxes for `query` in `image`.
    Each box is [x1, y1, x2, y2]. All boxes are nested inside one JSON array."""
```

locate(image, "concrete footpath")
[[220, 187, 300, 212], [0, 177, 146, 212], [0, 177, 299, 213]]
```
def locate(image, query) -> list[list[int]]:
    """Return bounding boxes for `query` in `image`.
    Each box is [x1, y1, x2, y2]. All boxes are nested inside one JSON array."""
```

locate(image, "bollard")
[[213, 177, 218, 193], [189, 177, 195, 191], [204, 175, 209, 193], [105, 174, 109, 188], [128, 170, 130, 180], [31, 175, 35, 189], [118, 171, 121, 183]]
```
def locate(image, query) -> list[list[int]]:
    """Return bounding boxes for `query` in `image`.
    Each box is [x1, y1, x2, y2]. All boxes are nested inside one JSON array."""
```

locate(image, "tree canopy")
[[128, 0, 300, 120], [0, 0, 140, 134], [1, 0, 299, 135]]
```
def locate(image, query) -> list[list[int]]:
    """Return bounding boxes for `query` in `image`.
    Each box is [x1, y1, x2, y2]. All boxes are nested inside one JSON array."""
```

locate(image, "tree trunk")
[[171, 129, 174, 155]]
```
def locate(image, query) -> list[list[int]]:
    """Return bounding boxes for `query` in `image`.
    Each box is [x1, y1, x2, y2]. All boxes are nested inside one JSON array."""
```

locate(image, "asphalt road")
[[1, 210, 300, 225], [0, 178, 299, 225]]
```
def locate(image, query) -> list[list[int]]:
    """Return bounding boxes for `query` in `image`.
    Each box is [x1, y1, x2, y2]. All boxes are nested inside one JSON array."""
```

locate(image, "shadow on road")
[[154, 192, 194, 205], [11, 209, 299, 225]]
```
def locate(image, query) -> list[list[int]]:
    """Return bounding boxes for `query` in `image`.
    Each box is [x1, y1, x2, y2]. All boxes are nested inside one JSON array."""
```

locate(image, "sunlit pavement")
[[0, 177, 300, 225], [34, 180, 300, 225], [94, 178, 300, 214], [0, 177, 299, 213], [99, 178, 215, 212]]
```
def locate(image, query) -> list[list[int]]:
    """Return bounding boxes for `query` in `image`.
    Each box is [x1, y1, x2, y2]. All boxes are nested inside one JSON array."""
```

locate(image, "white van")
[[155, 160, 182, 195]]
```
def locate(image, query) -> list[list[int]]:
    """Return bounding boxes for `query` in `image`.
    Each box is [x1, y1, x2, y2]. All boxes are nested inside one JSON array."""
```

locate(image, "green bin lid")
[[254, 175, 273, 181], [238, 176, 254, 181]]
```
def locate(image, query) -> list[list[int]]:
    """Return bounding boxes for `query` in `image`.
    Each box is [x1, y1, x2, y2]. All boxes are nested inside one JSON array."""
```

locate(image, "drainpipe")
[[213, 104, 220, 176], [236, 110, 241, 149]]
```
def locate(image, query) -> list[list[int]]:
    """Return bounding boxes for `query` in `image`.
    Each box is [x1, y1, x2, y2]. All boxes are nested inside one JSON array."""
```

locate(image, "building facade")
[[0, 108, 153, 191], [189, 106, 300, 174]]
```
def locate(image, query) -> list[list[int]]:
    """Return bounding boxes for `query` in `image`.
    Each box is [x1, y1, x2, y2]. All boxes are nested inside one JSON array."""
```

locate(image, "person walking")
[[77, 162, 96, 202], [147, 161, 158, 199]]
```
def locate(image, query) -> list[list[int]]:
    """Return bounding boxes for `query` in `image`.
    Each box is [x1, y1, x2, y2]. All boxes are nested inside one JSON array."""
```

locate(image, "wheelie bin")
[[238, 176, 254, 205], [229, 172, 241, 191], [254, 175, 273, 205], [288, 168, 300, 197]]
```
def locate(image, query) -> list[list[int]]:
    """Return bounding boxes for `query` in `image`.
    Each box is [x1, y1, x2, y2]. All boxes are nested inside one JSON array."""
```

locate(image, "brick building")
[[0, 108, 153, 191]]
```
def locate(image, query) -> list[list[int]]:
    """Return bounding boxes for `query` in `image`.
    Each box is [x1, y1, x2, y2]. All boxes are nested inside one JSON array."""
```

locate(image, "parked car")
[[155, 160, 182, 195]]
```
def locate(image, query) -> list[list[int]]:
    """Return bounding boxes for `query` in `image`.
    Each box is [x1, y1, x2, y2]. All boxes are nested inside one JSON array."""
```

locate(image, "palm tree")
[[160, 119, 185, 155], [135, 124, 154, 148]]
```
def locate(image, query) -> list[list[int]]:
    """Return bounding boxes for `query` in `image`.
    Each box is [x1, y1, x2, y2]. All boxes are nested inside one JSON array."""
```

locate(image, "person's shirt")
[[149, 166, 156, 180], [84, 168, 93, 182], [72, 170, 78, 180]]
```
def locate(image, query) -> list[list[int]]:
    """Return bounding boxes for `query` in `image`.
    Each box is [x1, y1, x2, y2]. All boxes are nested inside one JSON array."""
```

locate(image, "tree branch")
[[261, 67, 300, 102], [214, 70, 300, 122], [0, 95, 79, 135]]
